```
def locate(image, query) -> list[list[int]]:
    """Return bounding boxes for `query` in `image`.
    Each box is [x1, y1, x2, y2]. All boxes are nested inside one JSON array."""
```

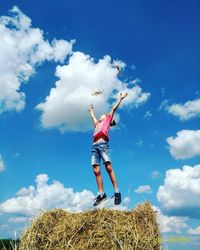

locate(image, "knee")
[[93, 165, 101, 176], [105, 163, 112, 173]]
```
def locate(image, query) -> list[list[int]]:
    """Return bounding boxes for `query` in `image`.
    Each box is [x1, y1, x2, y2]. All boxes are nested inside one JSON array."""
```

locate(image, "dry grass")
[[19, 202, 160, 250]]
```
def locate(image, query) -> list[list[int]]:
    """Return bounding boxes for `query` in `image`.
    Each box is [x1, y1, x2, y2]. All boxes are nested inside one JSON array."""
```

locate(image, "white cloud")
[[0, 174, 93, 216], [135, 139, 143, 147], [196, 90, 200, 96], [8, 216, 28, 224], [12, 152, 20, 158], [166, 130, 200, 159], [166, 98, 200, 121], [0, 6, 73, 114], [130, 78, 141, 85], [160, 98, 200, 121], [157, 164, 200, 218], [93, 196, 129, 211], [144, 110, 152, 119], [0, 174, 128, 217], [130, 64, 136, 70], [158, 215, 188, 233], [36, 51, 150, 132], [153, 206, 188, 233], [161, 87, 165, 96], [159, 99, 168, 110], [122, 196, 130, 205], [151, 171, 160, 179], [0, 155, 5, 172], [188, 226, 200, 235], [16, 186, 35, 197], [134, 185, 152, 194]]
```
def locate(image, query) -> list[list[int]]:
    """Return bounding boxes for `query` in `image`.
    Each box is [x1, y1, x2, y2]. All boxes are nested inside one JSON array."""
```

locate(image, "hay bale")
[[19, 202, 160, 250]]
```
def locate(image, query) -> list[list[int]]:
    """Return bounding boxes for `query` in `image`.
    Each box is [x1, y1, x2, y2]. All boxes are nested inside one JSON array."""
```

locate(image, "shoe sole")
[[114, 193, 122, 206], [114, 195, 121, 205], [93, 197, 108, 207]]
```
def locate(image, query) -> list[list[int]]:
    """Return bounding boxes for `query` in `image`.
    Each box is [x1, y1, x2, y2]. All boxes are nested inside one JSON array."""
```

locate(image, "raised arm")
[[88, 104, 97, 124], [110, 92, 128, 115]]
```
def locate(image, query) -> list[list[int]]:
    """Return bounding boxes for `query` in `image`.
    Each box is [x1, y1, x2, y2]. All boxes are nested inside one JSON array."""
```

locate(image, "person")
[[88, 92, 128, 206]]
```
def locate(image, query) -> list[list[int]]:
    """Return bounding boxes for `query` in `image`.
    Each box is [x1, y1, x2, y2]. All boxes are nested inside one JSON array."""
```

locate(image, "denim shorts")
[[91, 142, 111, 166]]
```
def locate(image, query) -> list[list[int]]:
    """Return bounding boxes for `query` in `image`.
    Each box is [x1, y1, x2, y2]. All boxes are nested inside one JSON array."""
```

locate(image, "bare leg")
[[93, 164, 104, 192], [104, 162, 118, 189]]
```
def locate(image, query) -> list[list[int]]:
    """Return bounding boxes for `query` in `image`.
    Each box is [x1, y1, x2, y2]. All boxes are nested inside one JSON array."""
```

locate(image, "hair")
[[110, 119, 116, 126]]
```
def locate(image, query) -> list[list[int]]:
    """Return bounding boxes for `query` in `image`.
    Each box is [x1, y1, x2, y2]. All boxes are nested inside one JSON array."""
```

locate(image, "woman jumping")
[[88, 92, 128, 206]]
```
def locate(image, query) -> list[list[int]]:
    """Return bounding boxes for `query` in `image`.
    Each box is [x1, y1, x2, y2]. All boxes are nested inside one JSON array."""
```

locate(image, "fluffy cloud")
[[134, 185, 152, 194], [0, 174, 93, 216], [153, 206, 188, 233], [36, 51, 150, 132], [0, 6, 73, 114], [158, 215, 188, 233], [165, 98, 200, 121], [8, 216, 28, 224], [188, 226, 200, 235], [166, 130, 200, 159], [151, 171, 160, 179], [0, 155, 5, 172], [144, 110, 152, 119], [157, 164, 200, 218], [0, 174, 128, 217], [135, 139, 143, 147]]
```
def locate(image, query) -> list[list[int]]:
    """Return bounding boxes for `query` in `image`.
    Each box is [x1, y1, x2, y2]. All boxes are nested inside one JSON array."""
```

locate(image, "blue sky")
[[0, 0, 200, 248]]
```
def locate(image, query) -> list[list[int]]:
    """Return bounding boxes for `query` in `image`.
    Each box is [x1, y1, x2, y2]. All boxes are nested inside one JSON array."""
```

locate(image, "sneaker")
[[114, 192, 121, 205], [93, 193, 107, 206]]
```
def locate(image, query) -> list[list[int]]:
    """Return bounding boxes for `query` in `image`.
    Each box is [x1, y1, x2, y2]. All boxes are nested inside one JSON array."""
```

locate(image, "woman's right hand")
[[88, 104, 94, 112]]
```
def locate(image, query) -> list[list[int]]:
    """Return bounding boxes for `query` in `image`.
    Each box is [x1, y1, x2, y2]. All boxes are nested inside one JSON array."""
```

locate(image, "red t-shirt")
[[93, 113, 114, 141]]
